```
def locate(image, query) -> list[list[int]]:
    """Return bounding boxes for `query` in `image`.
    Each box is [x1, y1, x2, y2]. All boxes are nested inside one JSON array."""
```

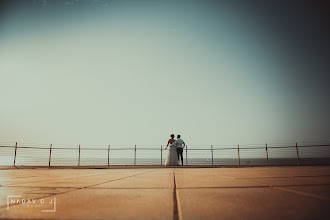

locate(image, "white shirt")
[[170, 138, 186, 148]]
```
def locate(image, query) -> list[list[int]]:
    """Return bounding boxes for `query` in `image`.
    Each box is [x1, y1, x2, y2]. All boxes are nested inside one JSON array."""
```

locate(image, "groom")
[[170, 135, 186, 165]]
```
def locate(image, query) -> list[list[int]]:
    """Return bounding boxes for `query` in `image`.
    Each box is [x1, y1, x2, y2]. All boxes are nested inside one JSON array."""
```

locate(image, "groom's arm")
[[183, 141, 186, 148], [169, 140, 178, 147]]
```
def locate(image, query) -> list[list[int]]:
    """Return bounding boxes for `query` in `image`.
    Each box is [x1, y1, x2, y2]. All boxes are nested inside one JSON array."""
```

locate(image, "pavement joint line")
[[23, 193, 59, 194], [272, 186, 330, 201], [0, 218, 71, 220], [177, 186, 269, 189], [221, 175, 237, 180], [222, 175, 280, 187], [236, 175, 330, 179], [0, 186, 80, 189], [236, 176, 293, 179], [3, 183, 329, 190], [0, 169, 170, 188], [0, 169, 160, 210], [224, 175, 330, 201], [0, 169, 159, 209], [0, 169, 132, 187], [271, 183, 330, 187], [293, 175, 330, 178], [173, 169, 182, 220], [176, 183, 330, 189]]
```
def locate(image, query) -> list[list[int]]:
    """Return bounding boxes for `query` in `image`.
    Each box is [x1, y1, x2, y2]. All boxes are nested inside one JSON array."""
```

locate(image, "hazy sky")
[[1, 0, 329, 147]]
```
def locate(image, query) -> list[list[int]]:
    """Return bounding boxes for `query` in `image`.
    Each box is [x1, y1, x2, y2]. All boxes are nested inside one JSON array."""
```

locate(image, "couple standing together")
[[165, 134, 186, 166]]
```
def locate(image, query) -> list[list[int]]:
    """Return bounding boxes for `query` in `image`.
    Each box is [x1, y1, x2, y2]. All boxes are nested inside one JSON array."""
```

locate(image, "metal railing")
[[0, 142, 329, 166]]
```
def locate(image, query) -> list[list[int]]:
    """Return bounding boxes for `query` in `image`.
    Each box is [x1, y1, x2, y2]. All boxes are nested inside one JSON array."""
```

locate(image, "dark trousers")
[[176, 148, 184, 165]]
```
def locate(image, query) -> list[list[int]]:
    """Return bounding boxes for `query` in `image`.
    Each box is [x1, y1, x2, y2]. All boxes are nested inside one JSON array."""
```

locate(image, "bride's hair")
[[170, 134, 175, 138]]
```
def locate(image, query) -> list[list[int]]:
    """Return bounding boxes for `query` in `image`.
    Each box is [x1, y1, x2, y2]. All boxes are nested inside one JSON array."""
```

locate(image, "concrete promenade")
[[0, 166, 329, 219]]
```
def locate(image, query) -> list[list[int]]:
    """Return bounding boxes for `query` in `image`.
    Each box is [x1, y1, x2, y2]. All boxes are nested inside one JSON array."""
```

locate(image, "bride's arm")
[[165, 139, 170, 149]]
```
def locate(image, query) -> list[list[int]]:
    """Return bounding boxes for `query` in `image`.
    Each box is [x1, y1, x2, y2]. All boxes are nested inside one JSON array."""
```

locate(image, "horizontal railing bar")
[[267, 146, 297, 149], [1, 146, 329, 150], [1, 144, 330, 149], [295, 144, 330, 148], [227, 147, 265, 150], [15, 146, 49, 149], [50, 148, 84, 150]]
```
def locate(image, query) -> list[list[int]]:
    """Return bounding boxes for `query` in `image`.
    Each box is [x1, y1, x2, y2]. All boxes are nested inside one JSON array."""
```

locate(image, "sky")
[[1, 0, 329, 147]]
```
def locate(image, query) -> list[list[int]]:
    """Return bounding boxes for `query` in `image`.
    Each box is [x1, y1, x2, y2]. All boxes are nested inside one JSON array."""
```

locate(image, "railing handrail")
[[2, 142, 330, 150], [1, 142, 329, 167]]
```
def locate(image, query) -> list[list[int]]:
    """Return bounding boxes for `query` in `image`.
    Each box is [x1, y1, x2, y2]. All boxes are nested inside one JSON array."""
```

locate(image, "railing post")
[[238, 144, 240, 166], [108, 145, 110, 166], [211, 145, 213, 165], [49, 144, 52, 167], [13, 142, 18, 166], [78, 144, 80, 166], [160, 145, 163, 165], [134, 145, 136, 165], [185, 145, 188, 165], [295, 142, 300, 166], [266, 143, 269, 165]]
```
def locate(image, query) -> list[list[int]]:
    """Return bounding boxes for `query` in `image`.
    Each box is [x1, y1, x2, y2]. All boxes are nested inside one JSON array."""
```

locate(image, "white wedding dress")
[[165, 146, 179, 166]]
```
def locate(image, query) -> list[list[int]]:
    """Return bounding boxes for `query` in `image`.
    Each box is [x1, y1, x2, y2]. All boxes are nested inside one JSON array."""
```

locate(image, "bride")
[[165, 134, 179, 166]]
